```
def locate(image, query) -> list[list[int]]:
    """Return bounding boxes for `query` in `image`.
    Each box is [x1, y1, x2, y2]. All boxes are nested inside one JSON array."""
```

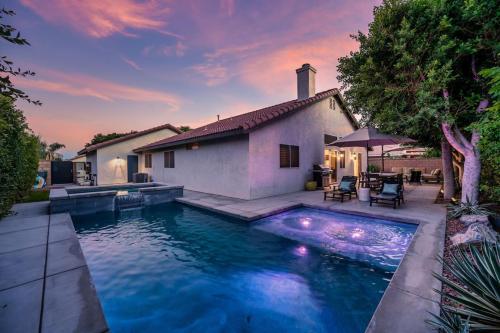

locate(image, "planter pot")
[[305, 181, 317, 191], [358, 187, 370, 202]]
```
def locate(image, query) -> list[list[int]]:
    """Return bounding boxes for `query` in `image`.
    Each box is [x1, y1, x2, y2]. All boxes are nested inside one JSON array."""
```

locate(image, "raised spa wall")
[[49, 183, 183, 215]]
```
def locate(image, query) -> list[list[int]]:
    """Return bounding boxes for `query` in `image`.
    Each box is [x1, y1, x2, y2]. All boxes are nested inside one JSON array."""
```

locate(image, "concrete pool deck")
[[0, 184, 445, 333], [177, 184, 446, 333], [0, 202, 108, 333]]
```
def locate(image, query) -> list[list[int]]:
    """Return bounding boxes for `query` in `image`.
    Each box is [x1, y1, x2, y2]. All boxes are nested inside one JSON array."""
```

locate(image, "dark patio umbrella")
[[327, 127, 416, 172]]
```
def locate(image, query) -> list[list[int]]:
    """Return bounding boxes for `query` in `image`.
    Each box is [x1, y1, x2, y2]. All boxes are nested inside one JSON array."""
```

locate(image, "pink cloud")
[[20, 0, 180, 38], [238, 36, 359, 95], [191, 63, 230, 86], [14, 69, 182, 111], [220, 0, 236, 17], [121, 56, 142, 70]]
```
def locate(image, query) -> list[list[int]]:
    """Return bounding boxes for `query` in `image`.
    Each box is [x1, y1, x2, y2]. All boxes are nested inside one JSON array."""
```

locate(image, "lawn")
[[18, 190, 50, 203]]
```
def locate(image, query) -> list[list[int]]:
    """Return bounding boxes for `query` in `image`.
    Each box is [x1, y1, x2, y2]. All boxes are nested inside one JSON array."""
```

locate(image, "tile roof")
[[135, 89, 357, 152], [79, 123, 181, 155]]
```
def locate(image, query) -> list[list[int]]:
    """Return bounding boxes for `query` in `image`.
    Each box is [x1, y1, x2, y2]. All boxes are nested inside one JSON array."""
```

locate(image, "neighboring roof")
[[70, 154, 86, 162], [134, 89, 357, 152], [79, 123, 181, 155]]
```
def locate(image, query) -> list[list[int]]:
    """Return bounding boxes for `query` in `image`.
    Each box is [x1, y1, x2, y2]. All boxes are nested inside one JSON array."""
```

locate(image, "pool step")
[[115, 192, 144, 210]]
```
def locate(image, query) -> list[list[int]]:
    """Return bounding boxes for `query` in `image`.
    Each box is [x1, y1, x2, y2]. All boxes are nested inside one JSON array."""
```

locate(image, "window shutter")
[[280, 145, 290, 168], [169, 151, 175, 168], [290, 146, 299, 167]]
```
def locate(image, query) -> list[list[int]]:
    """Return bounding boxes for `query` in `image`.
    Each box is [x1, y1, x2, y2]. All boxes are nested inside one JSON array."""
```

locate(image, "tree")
[[337, 0, 499, 203], [179, 126, 191, 132], [85, 131, 137, 147], [0, 8, 40, 105], [0, 96, 39, 216], [37, 138, 66, 160]]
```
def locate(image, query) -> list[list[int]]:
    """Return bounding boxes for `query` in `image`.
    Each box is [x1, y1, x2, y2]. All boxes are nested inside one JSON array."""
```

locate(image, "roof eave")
[[133, 129, 246, 152]]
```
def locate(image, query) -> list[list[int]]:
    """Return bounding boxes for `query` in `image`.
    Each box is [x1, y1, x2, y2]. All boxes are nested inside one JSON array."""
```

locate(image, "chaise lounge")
[[369, 180, 403, 209], [324, 176, 358, 202]]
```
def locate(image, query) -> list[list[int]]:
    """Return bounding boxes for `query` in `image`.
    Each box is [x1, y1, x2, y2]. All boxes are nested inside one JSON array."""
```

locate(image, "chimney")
[[296, 63, 316, 100]]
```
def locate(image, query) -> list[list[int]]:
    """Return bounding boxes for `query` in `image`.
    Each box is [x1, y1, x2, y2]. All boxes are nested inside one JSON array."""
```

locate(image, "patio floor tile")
[[42, 266, 108, 333], [0, 279, 43, 333], [0, 245, 46, 291]]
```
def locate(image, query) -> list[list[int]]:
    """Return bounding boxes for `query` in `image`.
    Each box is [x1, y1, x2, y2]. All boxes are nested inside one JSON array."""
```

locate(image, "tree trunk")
[[461, 148, 481, 203], [441, 123, 481, 203], [441, 139, 455, 200]]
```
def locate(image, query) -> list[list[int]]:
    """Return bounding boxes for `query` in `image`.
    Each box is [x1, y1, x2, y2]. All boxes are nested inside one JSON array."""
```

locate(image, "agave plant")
[[447, 197, 492, 219], [427, 241, 500, 332]]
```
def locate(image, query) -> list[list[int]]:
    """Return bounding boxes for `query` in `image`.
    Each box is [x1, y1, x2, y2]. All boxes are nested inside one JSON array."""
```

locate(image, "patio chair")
[[369, 180, 403, 209], [408, 170, 422, 185], [324, 176, 357, 202]]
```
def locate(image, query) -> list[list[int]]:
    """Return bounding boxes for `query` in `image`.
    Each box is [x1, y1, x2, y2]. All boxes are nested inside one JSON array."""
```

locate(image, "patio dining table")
[[372, 172, 398, 177]]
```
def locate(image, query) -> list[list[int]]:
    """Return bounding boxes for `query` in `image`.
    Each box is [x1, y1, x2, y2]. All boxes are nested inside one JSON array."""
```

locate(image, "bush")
[[428, 241, 500, 332], [0, 96, 39, 217], [367, 164, 380, 172]]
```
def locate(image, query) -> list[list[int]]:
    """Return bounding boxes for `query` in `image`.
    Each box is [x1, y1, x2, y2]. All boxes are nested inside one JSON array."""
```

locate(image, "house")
[[78, 124, 181, 185], [133, 64, 366, 200]]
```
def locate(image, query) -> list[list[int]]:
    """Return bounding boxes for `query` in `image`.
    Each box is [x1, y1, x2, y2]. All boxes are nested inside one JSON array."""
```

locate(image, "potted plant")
[[305, 180, 317, 191]]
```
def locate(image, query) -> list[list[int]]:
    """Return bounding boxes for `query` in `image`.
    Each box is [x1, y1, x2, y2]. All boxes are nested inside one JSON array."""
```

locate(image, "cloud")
[[20, 0, 180, 38], [121, 56, 142, 70], [191, 63, 230, 86], [220, 0, 236, 17], [238, 36, 359, 94], [14, 69, 182, 110]]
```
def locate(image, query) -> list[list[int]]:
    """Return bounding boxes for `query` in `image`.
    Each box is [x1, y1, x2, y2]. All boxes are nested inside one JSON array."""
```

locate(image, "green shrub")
[[447, 198, 493, 219], [0, 96, 39, 217], [367, 164, 380, 172]]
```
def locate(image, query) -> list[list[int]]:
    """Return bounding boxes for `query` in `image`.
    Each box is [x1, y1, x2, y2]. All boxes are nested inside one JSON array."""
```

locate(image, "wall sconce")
[[338, 152, 345, 159]]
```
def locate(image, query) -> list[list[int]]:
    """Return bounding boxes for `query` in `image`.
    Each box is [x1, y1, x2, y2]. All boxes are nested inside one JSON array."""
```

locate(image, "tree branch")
[[441, 123, 466, 155], [455, 127, 473, 150], [476, 99, 489, 113]]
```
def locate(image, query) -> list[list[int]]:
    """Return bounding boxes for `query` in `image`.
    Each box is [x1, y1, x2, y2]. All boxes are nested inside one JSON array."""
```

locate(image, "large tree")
[[337, 0, 499, 203], [0, 8, 40, 105], [85, 131, 137, 147]]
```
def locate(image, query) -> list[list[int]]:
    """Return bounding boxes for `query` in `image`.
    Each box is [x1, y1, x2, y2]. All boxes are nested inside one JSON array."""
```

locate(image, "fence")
[[368, 157, 442, 173]]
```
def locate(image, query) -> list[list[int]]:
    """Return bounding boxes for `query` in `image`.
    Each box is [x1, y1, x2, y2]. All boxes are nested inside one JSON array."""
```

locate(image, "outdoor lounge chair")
[[324, 176, 358, 202], [369, 180, 403, 209], [422, 169, 442, 183]]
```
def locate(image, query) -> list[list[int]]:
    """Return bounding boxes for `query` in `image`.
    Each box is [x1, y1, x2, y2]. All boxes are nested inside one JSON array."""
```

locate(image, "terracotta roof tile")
[[79, 123, 181, 155], [134, 89, 356, 152]]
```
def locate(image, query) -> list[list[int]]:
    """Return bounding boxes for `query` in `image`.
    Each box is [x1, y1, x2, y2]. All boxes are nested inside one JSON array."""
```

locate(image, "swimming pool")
[[73, 203, 416, 333]]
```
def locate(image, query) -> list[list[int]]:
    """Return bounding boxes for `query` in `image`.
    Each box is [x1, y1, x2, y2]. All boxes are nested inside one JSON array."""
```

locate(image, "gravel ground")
[[442, 217, 468, 307]]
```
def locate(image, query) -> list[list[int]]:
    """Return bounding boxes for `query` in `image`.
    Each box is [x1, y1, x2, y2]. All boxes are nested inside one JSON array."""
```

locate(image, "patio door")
[[127, 155, 138, 182]]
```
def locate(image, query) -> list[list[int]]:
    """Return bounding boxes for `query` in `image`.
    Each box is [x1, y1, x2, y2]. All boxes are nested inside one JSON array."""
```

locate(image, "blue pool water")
[[73, 204, 416, 333]]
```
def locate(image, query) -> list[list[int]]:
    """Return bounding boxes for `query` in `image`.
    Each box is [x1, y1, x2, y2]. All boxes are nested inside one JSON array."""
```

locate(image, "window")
[[280, 144, 299, 168], [339, 151, 345, 168], [164, 151, 175, 168], [186, 143, 200, 150], [144, 153, 152, 168]]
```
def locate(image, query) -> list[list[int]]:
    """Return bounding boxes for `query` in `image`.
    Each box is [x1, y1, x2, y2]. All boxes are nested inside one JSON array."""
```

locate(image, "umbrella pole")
[[381, 145, 384, 172], [366, 142, 369, 173]]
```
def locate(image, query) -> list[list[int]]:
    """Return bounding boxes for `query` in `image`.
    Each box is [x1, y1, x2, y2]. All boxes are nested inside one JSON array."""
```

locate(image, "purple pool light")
[[253, 208, 417, 271]]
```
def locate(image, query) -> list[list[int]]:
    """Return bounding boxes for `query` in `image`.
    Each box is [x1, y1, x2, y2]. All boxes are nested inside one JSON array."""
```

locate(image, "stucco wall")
[[141, 136, 250, 199], [95, 128, 178, 185], [248, 97, 365, 199], [87, 152, 97, 177]]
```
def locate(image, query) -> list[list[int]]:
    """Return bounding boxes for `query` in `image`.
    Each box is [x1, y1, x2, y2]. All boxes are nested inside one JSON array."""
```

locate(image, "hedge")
[[0, 96, 39, 217]]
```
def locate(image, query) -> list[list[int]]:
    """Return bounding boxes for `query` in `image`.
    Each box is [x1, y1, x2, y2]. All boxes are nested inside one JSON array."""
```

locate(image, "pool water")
[[73, 203, 416, 333]]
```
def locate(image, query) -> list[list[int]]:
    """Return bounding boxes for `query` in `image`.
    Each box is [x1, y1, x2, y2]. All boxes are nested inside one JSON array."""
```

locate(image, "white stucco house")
[[78, 124, 181, 185], [133, 64, 366, 199]]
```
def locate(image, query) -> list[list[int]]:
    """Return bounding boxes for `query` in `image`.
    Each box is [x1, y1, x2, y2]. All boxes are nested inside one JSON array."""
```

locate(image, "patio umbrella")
[[327, 127, 416, 172]]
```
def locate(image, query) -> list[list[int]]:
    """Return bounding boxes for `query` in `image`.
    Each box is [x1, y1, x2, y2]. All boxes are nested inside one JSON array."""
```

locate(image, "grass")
[[18, 190, 50, 203]]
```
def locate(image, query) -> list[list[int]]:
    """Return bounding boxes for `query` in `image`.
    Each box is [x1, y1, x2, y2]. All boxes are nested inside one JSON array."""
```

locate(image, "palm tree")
[[37, 137, 65, 160]]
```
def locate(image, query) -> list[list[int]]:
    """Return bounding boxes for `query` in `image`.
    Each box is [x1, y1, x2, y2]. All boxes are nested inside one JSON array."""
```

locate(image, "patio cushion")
[[372, 193, 398, 200], [391, 167, 403, 173], [403, 167, 413, 175], [339, 181, 351, 191], [382, 183, 399, 195]]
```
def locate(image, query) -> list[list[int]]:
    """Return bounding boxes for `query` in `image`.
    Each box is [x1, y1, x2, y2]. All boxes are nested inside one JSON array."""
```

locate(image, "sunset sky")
[[6, 0, 379, 157]]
